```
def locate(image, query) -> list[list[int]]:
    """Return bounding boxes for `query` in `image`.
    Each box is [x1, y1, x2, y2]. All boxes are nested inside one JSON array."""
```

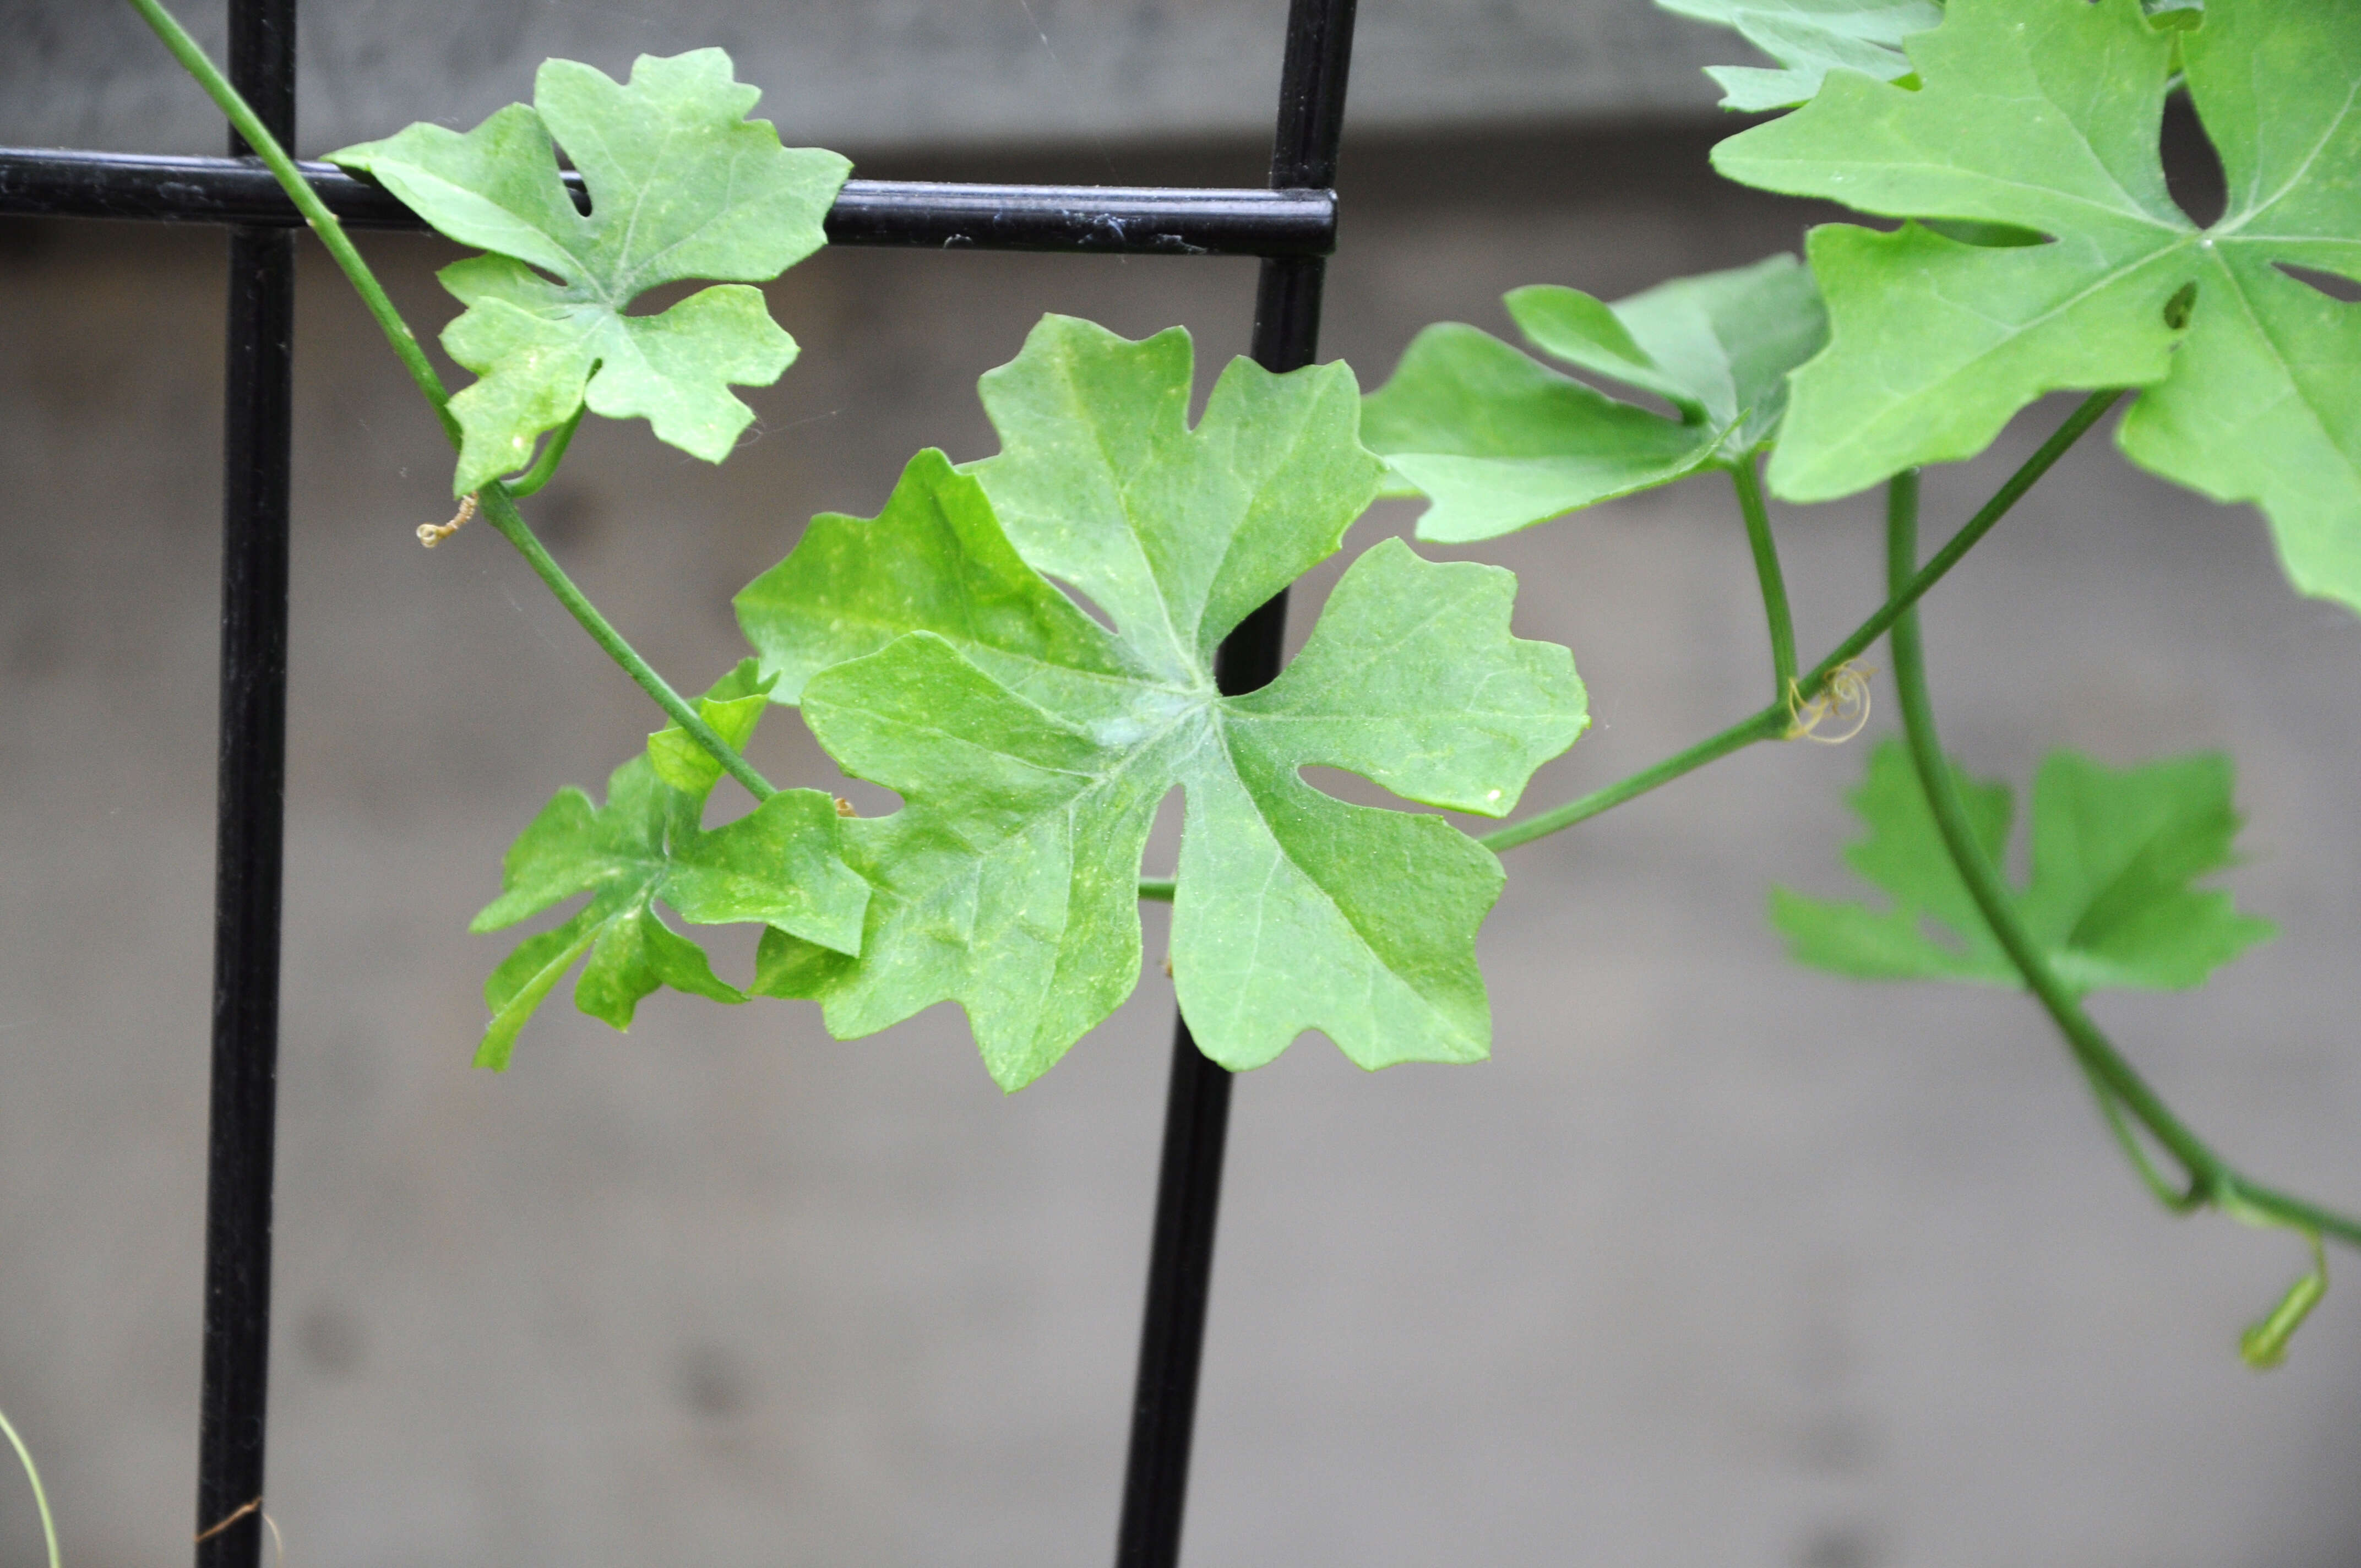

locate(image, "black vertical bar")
[[1113, 3, 1361, 1565], [197, 0, 295, 1562]]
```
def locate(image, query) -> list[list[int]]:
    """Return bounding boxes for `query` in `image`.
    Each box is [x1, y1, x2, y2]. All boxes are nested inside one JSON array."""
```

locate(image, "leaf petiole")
[[1732, 456, 1797, 702], [500, 407, 584, 501], [122, 0, 778, 803], [1478, 707, 1786, 855]]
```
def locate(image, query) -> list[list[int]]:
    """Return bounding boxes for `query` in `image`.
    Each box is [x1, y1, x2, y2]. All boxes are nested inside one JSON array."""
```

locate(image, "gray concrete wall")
[[3, 103, 2361, 1568], [4, 0, 1722, 157]]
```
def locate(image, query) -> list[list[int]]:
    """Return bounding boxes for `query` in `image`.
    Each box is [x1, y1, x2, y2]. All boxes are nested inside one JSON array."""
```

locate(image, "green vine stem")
[[475, 491, 777, 802], [1732, 457, 1798, 703], [1883, 467, 2361, 1254], [123, 0, 779, 805], [0, 1404, 61, 1568], [1804, 389, 2124, 689]]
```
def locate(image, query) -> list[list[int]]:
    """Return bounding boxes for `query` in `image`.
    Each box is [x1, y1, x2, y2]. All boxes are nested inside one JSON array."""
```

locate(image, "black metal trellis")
[[0, 0, 1358, 1561]]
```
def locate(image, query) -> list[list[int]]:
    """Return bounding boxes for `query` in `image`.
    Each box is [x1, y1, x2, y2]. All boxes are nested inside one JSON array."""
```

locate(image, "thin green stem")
[[475, 488, 777, 802], [124, 0, 779, 802], [123, 0, 456, 442], [1804, 389, 2123, 690], [1883, 470, 2361, 1252], [501, 407, 583, 500], [1480, 707, 1787, 854], [0, 1404, 61, 1568], [1732, 459, 1797, 703]]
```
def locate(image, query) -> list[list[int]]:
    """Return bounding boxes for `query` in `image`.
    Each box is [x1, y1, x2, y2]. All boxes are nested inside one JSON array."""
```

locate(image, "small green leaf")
[[646, 657, 776, 794], [471, 670, 867, 1070], [738, 317, 1588, 1090], [1655, 0, 1944, 111], [328, 50, 851, 494], [1773, 741, 2274, 992], [1361, 254, 1826, 542], [1713, 0, 2361, 613], [1360, 325, 1715, 544]]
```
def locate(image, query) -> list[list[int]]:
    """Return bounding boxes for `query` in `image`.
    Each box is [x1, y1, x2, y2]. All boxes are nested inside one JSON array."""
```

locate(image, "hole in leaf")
[[2275, 263, 2361, 304], [1296, 764, 1399, 810], [553, 148, 591, 215], [1919, 219, 2050, 249], [1142, 782, 1184, 893], [2161, 91, 2227, 228], [622, 276, 705, 317], [1046, 574, 1119, 635], [2162, 280, 2197, 330]]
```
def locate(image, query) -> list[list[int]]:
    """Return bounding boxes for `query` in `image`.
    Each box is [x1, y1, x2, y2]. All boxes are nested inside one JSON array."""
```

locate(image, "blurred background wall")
[[3, 3, 2359, 1566]]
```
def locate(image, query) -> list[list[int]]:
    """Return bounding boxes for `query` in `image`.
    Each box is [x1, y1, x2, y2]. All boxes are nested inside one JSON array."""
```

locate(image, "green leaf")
[[736, 317, 1588, 1090], [1360, 254, 1826, 542], [328, 50, 851, 494], [470, 671, 868, 1070], [1713, 0, 2361, 613], [1772, 739, 2274, 992], [645, 657, 776, 794], [1656, 0, 1945, 111]]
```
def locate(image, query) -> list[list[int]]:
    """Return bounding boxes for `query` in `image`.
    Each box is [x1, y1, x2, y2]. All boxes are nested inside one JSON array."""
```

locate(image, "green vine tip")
[[0, 1403, 61, 1568], [2240, 1236, 2329, 1371]]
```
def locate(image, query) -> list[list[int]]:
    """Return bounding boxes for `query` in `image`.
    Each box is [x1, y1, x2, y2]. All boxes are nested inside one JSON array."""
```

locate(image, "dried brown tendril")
[[419, 493, 476, 548], [1785, 662, 1873, 744], [195, 1496, 285, 1565]]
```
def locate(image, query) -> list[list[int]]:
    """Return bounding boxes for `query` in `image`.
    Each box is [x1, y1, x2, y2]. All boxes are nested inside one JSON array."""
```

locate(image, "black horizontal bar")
[[0, 148, 1333, 258]]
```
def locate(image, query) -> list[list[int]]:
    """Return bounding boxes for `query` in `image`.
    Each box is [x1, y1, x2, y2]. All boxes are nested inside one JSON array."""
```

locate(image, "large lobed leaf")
[[737, 316, 1590, 1090], [1772, 740, 2273, 992], [1656, 0, 1945, 111], [1713, 0, 2361, 613], [1361, 254, 1827, 542], [470, 662, 868, 1070], [330, 50, 851, 494]]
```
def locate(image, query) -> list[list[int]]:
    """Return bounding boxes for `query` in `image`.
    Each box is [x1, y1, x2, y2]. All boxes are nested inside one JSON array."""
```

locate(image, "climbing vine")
[[124, 0, 2360, 1369]]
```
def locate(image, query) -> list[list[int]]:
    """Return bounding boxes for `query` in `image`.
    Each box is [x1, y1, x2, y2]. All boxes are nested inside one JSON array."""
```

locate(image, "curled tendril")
[[420, 492, 477, 548], [1786, 662, 1874, 743], [2239, 1232, 2329, 1370]]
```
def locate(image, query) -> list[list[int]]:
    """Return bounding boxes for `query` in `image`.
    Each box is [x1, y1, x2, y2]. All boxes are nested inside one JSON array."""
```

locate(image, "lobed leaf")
[[329, 50, 851, 494], [1656, 0, 1945, 111], [1772, 740, 2273, 992], [1713, 0, 2361, 614], [1361, 254, 1826, 542], [470, 667, 868, 1069], [736, 316, 1590, 1090]]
